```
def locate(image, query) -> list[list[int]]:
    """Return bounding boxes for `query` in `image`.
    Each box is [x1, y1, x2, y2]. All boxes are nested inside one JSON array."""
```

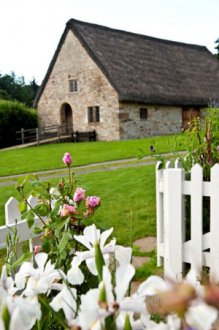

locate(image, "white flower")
[[15, 253, 62, 296], [77, 264, 147, 329], [67, 257, 84, 285], [73, 224, 115, 275], [185, 302, 218, 330], [50, 285, 77, 326], [78, 288, 110, 330], [8, 296, 41, 330], [137, 275, 169, 297], [0, 266, 17, 296]]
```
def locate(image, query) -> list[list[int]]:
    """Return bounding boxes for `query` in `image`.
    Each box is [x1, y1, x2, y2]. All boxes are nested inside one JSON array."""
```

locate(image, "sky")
[[1, 0, 218, 84]]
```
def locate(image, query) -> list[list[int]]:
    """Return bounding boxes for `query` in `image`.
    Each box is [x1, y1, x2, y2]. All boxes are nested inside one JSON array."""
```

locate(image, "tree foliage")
[[0, 72, 39, 107], [215, 38, 219, 60]]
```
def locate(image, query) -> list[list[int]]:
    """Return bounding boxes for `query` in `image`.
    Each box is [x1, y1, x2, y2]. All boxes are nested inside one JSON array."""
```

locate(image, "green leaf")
[[2, 305, 10, 330], [26, 211, 35, 228], [42, 238, 50, 253], [98, 283, 107, 303], [55, 217, 69, 230], [7, 251, 32, 271], [31, 180, 43, 187], [33, 204, 49, 216], [16, 175, 28, 188], [19, 200, 27, 213], [32, 226, 42, 234], [60, 250, 67, 260], [123, 314, 132, 330], [95, 242, 105, 281], [58, 232, 70, 253]]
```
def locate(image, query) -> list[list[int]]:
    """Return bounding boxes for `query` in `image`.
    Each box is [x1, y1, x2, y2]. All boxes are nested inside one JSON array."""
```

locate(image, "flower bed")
[[1, 152, 219, 329]]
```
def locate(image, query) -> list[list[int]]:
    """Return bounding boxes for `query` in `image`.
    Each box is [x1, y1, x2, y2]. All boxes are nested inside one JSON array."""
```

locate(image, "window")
[[69, 79, 78, 92], [88, 106, 100, 123], [140, 108, 148, 120]]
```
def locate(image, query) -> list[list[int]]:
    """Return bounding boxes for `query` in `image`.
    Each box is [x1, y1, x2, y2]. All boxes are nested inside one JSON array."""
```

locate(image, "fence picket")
[[163, 167, 184, 280], [5, 197, 21, 225], [1, 196, 42, 254], [156, 162, 219, 282], [190, 164, 203, 271], [210, 164, 219, 281], [156, 162, 164, 266]]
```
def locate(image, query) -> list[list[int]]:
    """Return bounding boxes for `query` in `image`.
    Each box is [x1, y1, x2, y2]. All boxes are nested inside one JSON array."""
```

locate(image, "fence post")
[[36, 128, 39, 146], [163, 166, 185, 280], [210, 164, 219, 281], [21, 128, 25, 144], [58, 126, 61, 143]]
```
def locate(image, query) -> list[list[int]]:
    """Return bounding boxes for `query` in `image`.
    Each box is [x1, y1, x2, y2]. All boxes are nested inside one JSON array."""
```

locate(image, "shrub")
[[0, 100, 38, 148]]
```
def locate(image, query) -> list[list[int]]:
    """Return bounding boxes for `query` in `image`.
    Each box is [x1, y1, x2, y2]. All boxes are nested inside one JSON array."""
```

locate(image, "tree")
[[0, 72, 40, 107], [215, 38, 219, 60]]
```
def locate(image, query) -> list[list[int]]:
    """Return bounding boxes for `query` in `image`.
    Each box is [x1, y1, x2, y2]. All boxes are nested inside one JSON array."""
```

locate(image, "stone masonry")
[[119, 103, 183, 139], [37, 30, 120, 141], [37, 29, 206, 141]]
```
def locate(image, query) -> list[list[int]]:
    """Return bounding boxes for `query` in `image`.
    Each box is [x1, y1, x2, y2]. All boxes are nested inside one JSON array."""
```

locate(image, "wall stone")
[[118, 103, 183, 139], [37, 30, 120, 141]]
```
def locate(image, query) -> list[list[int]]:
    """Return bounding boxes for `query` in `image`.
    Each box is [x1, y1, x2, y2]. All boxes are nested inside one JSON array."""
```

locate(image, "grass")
[[0, 134, 186, 176], [0, 165, 156, 246]]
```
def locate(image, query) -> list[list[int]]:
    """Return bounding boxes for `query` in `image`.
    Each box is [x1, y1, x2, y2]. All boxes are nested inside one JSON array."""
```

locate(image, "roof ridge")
[[67, 18, 207, 51]]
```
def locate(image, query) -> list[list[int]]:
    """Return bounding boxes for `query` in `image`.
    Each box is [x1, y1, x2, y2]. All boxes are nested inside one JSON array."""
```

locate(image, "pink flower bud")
[[73, 188, 86, 202], [34, 245, 41, 255], [60, 204, 76, 217], [216, 145, 219, 152], [62, 152, 72, 166], [86, 196, 101, 209]]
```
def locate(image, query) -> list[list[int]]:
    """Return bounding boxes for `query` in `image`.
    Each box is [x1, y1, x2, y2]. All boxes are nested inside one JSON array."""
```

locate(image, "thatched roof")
[[34, 19, 219, 107]]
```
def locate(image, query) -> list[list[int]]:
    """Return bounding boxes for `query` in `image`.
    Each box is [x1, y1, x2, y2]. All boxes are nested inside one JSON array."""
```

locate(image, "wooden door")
[[182, 107, 200, 130]]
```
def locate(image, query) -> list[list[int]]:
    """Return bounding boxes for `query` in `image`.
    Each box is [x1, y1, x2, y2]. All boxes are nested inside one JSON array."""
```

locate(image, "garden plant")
[[1, 151, 219, 329]]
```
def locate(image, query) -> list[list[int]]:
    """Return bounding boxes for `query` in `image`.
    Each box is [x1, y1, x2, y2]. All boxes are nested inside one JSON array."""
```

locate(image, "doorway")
[[60, 103, 73, 134], [182, 107, 200, 130]]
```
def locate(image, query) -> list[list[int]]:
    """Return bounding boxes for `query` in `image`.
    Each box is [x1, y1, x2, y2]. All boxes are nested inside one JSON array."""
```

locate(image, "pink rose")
[[60, 204, 76, 217], [62, 152, 72, 166], [86, 196, 101, 209], [73, 188, 86, 202]]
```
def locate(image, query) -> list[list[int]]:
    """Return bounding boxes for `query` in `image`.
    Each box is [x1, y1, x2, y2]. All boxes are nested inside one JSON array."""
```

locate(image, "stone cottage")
[[34, 18, 219, 140]]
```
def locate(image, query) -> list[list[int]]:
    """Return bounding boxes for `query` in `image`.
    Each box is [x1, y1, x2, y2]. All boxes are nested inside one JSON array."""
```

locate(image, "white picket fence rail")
[[0, 196, 42, 253], [156, 161, 219, 281]]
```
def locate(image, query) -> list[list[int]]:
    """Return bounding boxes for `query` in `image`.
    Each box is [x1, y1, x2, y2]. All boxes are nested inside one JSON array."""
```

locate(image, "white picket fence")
[[0, 196, 42, 253], [156, 161, 219, 281]]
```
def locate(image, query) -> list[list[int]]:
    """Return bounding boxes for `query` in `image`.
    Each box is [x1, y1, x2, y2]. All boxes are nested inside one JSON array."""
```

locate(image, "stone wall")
[[37, 30, 120, 141], [119, 103, 183, 139]]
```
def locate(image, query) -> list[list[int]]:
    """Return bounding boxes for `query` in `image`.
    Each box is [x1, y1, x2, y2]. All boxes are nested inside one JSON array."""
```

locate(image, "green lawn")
[[0, 134, 186, 176], [0, 165, 156, 245]]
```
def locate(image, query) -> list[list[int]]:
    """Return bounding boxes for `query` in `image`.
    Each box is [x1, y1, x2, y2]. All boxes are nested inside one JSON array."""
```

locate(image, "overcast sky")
[[1, 0, 218, 84]]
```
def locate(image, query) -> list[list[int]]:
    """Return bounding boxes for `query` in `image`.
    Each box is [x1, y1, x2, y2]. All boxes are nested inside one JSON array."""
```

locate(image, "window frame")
[[88, 106, 100, 123], [69, 79, 78, 93], [140, 108, 148, 120]]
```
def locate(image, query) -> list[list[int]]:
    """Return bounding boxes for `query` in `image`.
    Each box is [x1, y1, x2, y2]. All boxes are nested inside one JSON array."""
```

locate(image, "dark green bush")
[[0, 100, 38, 148]]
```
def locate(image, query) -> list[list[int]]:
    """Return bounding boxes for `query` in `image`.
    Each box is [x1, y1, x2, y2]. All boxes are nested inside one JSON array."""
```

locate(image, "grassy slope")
[[0, 165, 156, 245], [0, 134, 186, 176]]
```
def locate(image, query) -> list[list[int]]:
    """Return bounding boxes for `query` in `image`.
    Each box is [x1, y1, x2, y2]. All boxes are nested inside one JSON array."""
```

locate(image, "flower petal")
[[115, 245, 132, 265], [99, 227, 114, 249], [137, 275, 168, 297], [115, 264, 135, 301], [67, 258, 84, 285]]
